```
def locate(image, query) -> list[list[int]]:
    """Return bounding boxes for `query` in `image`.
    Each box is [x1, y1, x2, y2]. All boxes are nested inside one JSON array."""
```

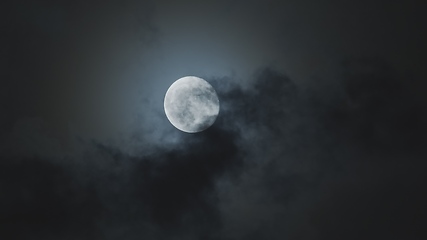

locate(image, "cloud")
[[1, 59, 426, 239], [211, 59, 427, 239], [0, 157, 102, 240]]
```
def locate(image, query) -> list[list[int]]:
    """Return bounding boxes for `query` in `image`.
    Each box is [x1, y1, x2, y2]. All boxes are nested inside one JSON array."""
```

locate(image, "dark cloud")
[[130, 128, 241, 234], [2, 59, 425, 239], [0, 157, 103, 240], [0, 119, 243, 239], [1, 1, 426, 238], [210, 61, 427, 239], [308, 165, 427, 240], [325, 57, 427, 155]]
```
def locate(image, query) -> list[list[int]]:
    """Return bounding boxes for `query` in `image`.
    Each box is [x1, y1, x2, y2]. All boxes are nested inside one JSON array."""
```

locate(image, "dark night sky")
[[1, 0, 427, 239]]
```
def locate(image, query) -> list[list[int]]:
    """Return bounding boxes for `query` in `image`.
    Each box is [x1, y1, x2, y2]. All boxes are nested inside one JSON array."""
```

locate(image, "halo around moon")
[[164, 76, 220, 133]]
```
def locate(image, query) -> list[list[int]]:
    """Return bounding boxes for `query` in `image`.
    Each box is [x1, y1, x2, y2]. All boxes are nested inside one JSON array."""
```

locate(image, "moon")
[[164, 76, 220, 133]]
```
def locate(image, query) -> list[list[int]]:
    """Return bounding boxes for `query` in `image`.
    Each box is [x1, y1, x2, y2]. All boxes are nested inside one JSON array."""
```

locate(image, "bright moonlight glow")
[[164, 76, 220, 133]]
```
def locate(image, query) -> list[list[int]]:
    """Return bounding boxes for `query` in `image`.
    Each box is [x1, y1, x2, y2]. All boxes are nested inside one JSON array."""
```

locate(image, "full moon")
[[164, 76, 220, 133]]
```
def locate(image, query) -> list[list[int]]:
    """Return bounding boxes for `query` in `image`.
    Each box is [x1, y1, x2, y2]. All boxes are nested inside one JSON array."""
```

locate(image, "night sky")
[[1, 0, 427, 239]]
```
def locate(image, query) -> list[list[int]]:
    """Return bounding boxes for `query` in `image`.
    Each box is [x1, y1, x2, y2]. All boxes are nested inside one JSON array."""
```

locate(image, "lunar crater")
[[164, 76, 220, 133]]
